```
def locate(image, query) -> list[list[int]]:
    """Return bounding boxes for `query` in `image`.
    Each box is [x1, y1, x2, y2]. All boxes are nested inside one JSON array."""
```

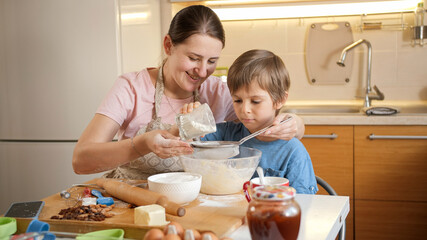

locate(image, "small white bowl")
[[148, 172, 202, 205]]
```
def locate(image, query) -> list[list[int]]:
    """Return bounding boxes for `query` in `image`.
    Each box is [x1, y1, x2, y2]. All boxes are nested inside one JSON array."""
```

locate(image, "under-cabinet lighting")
[[120, 3, 151, 25], [121, 12, 150, 25], [210, 0, 421, 20], [121, 12, 148, 20]]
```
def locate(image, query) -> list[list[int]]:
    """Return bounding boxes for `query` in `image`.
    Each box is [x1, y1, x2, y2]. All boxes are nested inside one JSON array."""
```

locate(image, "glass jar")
[[246, 185, 301, 240]]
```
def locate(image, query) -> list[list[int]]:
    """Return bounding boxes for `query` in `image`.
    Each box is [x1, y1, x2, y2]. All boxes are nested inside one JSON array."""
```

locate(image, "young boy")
[[184, 49, 317, 194]]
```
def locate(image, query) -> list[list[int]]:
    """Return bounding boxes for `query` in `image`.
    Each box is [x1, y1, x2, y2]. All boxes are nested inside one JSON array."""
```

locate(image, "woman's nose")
[[195, 62, 208, 78]]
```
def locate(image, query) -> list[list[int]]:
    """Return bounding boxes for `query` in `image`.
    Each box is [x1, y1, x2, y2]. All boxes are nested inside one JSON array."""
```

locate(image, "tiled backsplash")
[[218, 13, 427, 101]]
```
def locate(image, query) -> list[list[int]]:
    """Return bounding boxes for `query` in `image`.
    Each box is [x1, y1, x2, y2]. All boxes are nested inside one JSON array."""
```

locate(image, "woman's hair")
[[168, 5, 225, 47], [227, 49, 290, 105]]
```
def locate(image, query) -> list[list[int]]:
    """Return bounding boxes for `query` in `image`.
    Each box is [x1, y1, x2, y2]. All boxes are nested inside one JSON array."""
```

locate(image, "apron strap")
[[153, 64, 199, 119], [153, 66, 163, 119]]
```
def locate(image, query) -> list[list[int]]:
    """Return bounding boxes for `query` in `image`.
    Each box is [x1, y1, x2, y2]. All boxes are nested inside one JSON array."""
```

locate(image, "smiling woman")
[[72, 5, 305, 180]]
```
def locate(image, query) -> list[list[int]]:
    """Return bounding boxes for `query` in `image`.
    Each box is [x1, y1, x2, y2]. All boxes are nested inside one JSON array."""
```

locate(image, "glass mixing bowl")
[[179, 146, 261, 195]]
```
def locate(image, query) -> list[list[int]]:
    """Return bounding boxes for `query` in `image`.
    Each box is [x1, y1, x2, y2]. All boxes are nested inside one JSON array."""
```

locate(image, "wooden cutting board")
[[305, 21, 354, 85], [14, 179, 247, 239]]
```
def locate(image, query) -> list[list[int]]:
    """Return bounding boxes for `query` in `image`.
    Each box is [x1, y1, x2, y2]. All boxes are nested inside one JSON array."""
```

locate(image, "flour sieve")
[[190, 117, 293, 159]]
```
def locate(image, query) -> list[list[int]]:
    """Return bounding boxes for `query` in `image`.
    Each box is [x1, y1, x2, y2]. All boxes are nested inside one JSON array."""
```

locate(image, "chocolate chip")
[[50, 204, 114, 221]]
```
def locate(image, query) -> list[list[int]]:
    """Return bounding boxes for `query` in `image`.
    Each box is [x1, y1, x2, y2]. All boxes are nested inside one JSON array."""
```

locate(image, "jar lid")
[[252, 185, 296, 201]]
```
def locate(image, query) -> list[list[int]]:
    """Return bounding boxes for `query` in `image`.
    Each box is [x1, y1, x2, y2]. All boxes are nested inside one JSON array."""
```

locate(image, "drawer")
[[354, 126, 427, 201], [355, 200, 427, 240], [302, 125, 353, 198]]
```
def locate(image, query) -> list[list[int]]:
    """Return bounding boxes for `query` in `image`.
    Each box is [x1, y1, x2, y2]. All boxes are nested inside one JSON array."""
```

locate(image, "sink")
[[281, 104, 427, 115], [282, 105, 362, 115]]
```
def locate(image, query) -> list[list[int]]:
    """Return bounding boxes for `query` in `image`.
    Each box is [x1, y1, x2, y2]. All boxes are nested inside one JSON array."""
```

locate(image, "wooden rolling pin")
[[96, 178, 186, 217]]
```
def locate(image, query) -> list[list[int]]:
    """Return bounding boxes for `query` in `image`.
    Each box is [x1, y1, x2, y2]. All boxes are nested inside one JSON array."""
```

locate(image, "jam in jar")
[[246, 185, 301, 240]]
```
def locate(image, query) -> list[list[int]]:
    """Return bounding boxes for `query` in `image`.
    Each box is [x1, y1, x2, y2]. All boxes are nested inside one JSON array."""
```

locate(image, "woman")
[[72, 5, 305, 179]]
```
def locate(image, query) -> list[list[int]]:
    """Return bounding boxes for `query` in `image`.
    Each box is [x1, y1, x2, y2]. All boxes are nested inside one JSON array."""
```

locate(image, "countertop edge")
[[300, 115, 427, 125]]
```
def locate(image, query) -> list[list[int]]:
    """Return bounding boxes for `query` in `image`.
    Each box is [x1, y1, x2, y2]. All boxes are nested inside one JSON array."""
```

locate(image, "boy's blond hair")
[[227, 49, 290, 105]]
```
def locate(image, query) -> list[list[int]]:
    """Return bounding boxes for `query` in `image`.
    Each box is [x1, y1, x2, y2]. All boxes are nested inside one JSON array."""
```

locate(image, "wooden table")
[[229, 194, 350, 240], [15, 181, 248, 239], [14, 182, 349, 240]]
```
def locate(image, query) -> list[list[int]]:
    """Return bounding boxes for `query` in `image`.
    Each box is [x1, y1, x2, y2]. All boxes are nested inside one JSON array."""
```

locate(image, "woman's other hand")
[[169, 101, 202, 137], [260, 113, 305, 140], [180, 101, 201, 114], [139, 129, 194, 158]]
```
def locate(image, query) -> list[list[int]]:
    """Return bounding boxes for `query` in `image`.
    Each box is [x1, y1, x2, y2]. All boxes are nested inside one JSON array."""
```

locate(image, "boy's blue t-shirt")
[[201, 121, 318, 194]]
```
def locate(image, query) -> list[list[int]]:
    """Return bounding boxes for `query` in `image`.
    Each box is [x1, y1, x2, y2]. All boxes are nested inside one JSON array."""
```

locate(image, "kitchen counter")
[[283, 100, 427, 125], [299, 114, 427, 125]]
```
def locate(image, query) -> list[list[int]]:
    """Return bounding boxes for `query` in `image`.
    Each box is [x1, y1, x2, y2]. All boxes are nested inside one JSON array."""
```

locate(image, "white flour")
[[181, 121, 215, 139], [193, 160, 254, 195], [193, 147, 239, 160], [197, 193, 245, 207], [176, 103, 216, 140], [180, 147, 260, 195], [149, 173, 200, 184]]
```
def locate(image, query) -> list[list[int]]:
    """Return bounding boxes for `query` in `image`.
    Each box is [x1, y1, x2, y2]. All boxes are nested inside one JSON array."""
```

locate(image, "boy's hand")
[[180, 101, 201, 114]]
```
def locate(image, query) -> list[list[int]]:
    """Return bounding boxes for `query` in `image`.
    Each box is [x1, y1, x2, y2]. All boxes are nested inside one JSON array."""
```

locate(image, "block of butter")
[[81, 197, 97, 206], [134, 204, 170, 226]]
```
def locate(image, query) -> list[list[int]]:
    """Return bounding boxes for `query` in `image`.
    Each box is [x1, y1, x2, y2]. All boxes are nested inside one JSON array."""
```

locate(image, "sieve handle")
[[239, 117, 293, 145]]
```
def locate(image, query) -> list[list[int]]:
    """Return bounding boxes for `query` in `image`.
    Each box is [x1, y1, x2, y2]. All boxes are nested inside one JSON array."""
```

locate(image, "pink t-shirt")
[[97, 68, 236, 140]]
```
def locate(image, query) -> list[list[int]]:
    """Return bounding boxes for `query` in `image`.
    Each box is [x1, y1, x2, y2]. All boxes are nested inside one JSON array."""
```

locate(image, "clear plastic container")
[[175, 103, 216, 140]]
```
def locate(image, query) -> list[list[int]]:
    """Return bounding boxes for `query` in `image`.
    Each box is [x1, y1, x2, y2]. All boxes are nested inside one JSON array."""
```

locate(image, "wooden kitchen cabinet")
[[354, 125, 427, 239], [302, 125, 427, 240], [355, 200, 427, 240], [301, 125, 354, 240], [302, 126, 354, 197]]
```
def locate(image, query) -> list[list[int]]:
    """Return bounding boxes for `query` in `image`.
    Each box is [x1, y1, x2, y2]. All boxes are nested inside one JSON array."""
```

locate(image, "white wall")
[[0, 0, 120, 213], [0, 142, 104, 214], [0, 0, 120, 139], [119, 0, 162, 72], [0, 0, 162, 213], [218, 14, 427, 101], [0, 0, 7, 132]]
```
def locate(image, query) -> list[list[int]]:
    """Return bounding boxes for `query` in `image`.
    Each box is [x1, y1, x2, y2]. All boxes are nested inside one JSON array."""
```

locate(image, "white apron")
[[104, 66, 199, 180]]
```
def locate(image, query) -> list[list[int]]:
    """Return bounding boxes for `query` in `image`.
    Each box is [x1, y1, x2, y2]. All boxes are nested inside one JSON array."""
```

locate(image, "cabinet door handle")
[[303, 133, 338, 139], [369, 134, 427, 140]]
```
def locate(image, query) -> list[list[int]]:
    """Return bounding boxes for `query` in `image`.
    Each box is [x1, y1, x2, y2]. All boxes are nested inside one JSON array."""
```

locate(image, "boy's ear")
[[274, 91, 288, 110], [163, 35, 173, 56]]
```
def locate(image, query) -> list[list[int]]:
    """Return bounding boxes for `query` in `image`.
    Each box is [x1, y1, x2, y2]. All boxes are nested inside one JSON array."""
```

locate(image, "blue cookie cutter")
[[26, 219, 55, 240], [91, 189, 114, 206]]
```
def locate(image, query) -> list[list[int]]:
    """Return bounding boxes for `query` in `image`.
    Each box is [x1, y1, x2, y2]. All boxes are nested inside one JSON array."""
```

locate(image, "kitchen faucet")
[[337, 39, 384, 108]]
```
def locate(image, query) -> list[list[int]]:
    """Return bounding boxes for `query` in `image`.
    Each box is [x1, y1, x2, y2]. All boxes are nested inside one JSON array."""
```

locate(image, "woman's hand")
[[140, 129, 194, 158], [260, 113, 305, 140], [73, 114, 195, 174], [180, 101, 201, 114]]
